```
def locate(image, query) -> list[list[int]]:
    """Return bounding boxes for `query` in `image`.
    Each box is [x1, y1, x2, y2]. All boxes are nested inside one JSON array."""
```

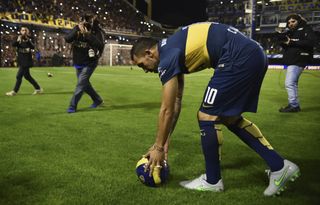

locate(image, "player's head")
[[20, 27, 30, 36], [131, 37, 159, 73], [286, 14, 306, 30]]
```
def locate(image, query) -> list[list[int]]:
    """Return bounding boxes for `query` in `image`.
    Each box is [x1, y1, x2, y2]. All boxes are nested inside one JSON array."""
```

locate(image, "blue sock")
[[227, 118, 284, 172], [198, 120, 222, 184]]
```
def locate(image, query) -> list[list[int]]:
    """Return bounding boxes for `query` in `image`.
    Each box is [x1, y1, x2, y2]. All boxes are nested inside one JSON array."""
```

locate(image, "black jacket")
[[65, 26, 104, 67], [279, 25, 317, 67], [12, 36, 35, 67]]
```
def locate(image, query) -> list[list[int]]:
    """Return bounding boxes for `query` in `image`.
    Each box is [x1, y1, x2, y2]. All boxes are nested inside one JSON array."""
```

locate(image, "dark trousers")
[[13, 66, 41, 92], [69, 66, 102, 109]]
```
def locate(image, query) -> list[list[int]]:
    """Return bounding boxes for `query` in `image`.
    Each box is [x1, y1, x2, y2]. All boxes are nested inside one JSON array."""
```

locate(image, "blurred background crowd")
[[0, 0, 319, 67]]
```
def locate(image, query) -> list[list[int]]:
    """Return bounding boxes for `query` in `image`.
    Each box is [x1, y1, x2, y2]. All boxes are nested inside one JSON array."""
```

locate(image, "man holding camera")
[[65, 15, 105, 113], [278, 14, 317, 113], [6, 27, 42, 96]]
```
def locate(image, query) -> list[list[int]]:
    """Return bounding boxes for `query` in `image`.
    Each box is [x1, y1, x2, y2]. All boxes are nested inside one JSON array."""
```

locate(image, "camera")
[[83, 22, 92, 31]]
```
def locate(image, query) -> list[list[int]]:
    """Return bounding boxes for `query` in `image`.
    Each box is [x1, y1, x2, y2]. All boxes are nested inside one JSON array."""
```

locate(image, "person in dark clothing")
[[65, 15, 105, 113], [6, 27, 42, 96], [278, 14, 317, 112]]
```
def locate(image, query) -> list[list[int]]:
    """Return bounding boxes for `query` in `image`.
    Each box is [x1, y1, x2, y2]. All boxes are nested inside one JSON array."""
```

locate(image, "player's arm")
[[164, 74, 184, 160], [146, 74, 180, 174]]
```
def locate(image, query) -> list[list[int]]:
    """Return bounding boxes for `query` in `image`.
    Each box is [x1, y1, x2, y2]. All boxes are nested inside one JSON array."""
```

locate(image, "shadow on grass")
[[299, 106, 320, 112], [0, 172, 43, 203], [48, 102, 160, 115], [2, 91, 74, 96], [39, 91, 74, 95], [76, 102, 161, 112]]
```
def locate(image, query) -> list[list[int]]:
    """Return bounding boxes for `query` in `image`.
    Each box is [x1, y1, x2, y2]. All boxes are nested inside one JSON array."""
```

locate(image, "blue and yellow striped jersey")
[[157, 22, 262, 85]]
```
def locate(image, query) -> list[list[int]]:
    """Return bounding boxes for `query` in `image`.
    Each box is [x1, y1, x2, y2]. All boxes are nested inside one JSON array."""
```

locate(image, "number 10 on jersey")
[[204, 87, 218, 105]]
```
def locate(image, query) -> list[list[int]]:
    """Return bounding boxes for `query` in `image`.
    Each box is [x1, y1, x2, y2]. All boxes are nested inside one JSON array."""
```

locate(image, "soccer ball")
[[135, 157, 169, 187], [47, 72, 53, 77]]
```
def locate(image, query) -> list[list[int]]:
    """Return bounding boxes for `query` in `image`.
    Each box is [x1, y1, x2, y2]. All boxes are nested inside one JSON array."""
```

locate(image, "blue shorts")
[[199, 47, 268, 117]]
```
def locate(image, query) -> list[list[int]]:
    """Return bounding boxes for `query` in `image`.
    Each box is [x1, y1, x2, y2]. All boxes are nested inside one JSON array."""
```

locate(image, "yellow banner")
[[279, 2, 320, 11], [0, 12, 77, 29]]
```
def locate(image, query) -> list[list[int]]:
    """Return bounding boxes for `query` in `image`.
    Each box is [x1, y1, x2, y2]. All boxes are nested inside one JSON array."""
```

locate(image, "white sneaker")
[[264, 159, 300, 196], [5, 91, 16, 96], [180, 174, 224, 192], [32, 88, 43, 95]]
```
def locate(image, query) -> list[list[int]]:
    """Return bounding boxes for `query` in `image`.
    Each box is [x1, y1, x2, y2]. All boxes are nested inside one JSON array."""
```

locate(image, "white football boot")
[[5, 91, 16, 96], [180, 174, 224, 192], [264, 159, 300, 196]]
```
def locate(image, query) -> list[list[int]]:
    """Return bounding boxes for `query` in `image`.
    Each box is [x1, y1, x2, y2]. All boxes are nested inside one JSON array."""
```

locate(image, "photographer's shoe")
[[90, 100, 104, 108], [279, 105, 301, 113], [32, 88, 43, 95], [264, 160, 300, 196], [67, 107, 76, 113], [5, 91, 17, 96], [180, 174, 224, 192]]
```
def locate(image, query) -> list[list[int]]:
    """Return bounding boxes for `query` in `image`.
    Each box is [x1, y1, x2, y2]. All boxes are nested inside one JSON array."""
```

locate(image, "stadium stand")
[[1, 0, 319, 67], [0, 0, 166, 67], [207, 0, 320, 67]]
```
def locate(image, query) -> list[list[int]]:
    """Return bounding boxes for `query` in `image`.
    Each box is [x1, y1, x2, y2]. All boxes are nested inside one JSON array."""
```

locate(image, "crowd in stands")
[[0, 0, 166, 67], [207, 1, 246, 28], [256, 35, 282, 55], [1, 0, 317, 67], [0, 0, 164, 35], [0, 23, 137, 67], [0, 24, 73, 67]]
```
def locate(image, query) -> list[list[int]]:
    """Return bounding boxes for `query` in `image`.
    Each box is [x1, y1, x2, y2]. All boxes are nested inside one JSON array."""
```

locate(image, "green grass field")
[[0, 67, 319, 205]]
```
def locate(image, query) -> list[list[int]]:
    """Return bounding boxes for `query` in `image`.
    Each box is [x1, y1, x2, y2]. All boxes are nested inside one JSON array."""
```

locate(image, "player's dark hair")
[[130, 37, 158, 60]]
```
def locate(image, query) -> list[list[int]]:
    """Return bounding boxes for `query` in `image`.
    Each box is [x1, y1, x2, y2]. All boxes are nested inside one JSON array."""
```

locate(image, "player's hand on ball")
[[136, 156, 170, 187], [145, 144, 165, 177]]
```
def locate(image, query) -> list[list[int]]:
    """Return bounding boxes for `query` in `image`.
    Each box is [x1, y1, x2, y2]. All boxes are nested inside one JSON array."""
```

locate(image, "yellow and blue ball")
[[135, 157, 169, 187]]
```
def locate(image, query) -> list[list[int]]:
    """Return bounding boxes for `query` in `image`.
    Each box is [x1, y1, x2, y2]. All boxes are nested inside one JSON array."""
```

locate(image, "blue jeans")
[[285, 65, 303, 107], [69, 65, 102, 109]]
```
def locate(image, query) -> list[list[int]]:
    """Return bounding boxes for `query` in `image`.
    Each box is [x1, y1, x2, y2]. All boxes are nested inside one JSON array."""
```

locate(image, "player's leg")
[[180, 74, 225, 191], [223, 116, 300, 196], [180, 111, 224, 191], [223, 116, 284, 171]]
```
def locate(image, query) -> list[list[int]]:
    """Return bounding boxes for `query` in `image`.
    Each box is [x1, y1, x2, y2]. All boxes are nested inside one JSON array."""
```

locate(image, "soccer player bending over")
[[131, 22, 300, 196]]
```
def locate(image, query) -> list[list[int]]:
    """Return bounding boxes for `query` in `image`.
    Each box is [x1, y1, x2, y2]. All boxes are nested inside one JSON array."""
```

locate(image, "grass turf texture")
[[0, 67, 319, 205]]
